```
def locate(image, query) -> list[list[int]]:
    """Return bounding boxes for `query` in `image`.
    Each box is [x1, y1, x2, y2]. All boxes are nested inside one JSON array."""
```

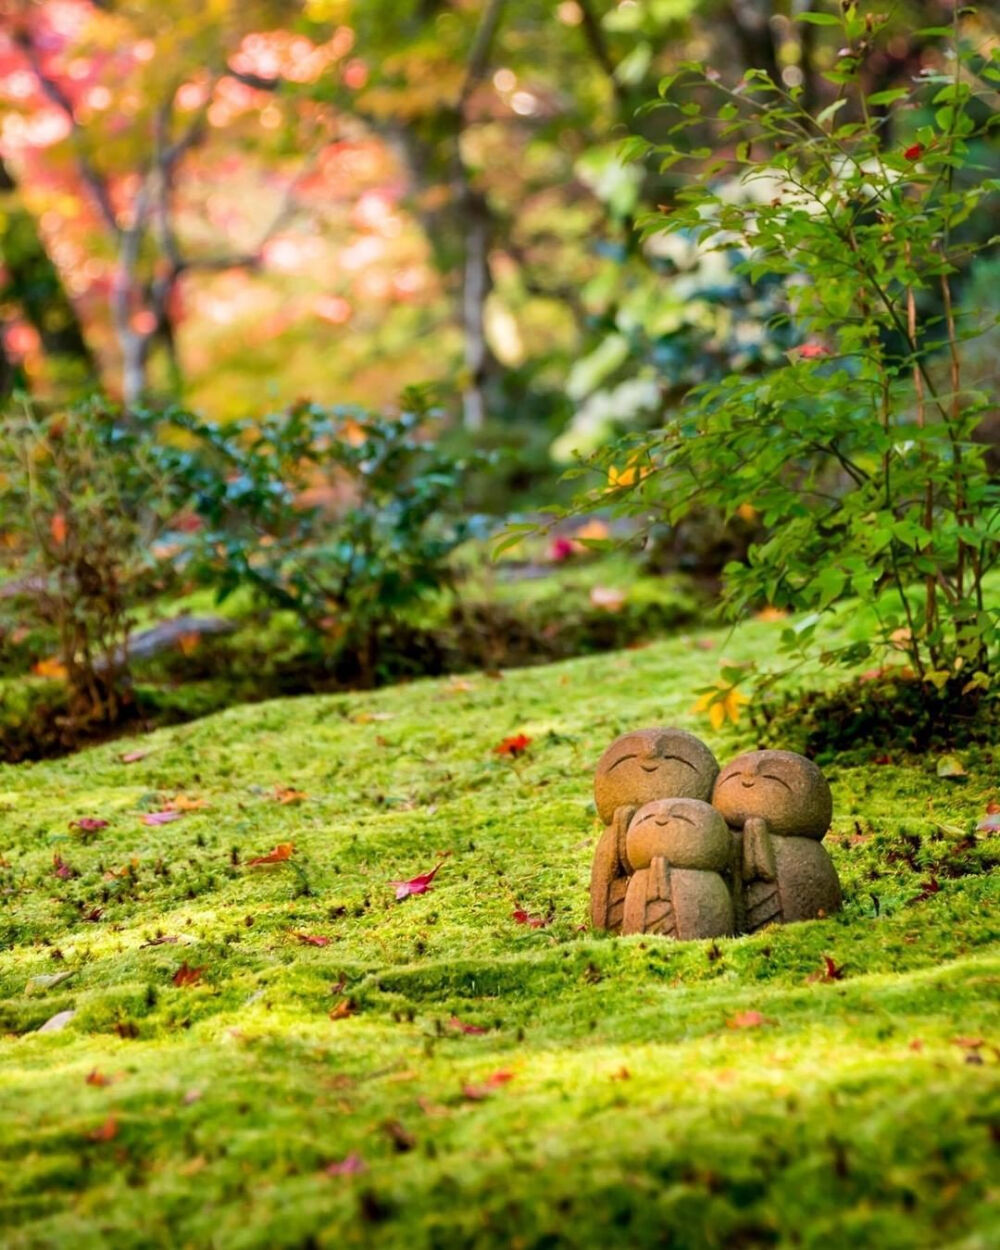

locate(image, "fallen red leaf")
[[807, 955, 846, 984], [247, 842, 295, 866], [274, 787, 308, 805], [449, 1017, 487, 1035], [172, 962, 203, 987], [85, 1069, 115, 1087], [461, 1071, 515, 1101], [727, 1010, 767, 1029], [913, 876, 941, 902], [325, 1153, 367, 1176], [291, 932, 332, 947], [512, 908, 550, 928], [391, 859, 445, 901], [52, 854, 78, 880], [330, 998, 355, 1020], [142, 810, 184, 826], [71, 818, 109, 834], [87, 1116, 118, 1142], [494, 733, 531, 758]]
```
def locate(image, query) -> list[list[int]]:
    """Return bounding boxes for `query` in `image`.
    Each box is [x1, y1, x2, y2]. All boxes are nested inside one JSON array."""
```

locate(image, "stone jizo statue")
[[712, 749, 841, 932], [590, 730, 841, 940], [590, 729, 719, 932], [621, 798, 734, 939]]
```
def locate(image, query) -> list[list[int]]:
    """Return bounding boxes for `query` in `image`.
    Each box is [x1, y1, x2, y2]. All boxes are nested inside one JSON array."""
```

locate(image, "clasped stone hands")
[[590, 729, 842, 940]]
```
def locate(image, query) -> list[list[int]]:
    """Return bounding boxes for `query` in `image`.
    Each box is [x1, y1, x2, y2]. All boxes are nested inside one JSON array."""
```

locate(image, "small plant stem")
[[906, 247, 938, 669]]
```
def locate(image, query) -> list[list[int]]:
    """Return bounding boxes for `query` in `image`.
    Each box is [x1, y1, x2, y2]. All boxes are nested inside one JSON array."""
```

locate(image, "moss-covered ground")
[[1, 616, 998, 1249]]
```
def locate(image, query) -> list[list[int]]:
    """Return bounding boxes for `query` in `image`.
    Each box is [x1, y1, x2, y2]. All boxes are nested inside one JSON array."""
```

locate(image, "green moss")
[[1, 619, 998, 1248]]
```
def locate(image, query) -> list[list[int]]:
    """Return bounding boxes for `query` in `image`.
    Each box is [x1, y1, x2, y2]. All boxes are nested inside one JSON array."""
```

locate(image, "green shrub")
[[570, 12, 999, 712], [164, 388, 484, 686], [0, 399, 184, 724]]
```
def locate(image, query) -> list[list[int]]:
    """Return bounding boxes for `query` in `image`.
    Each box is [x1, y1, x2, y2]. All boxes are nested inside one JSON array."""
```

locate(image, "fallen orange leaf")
[[727, 1010, 768, 1029], [87, 1116, 118, 1142], [274, 788, 307, 805], [247, 842, 294, 866], [165, 794, 209, 813]]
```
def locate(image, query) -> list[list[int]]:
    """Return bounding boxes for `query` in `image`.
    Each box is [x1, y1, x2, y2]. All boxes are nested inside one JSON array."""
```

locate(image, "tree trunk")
[[460, 185, 495, 431], [120, 331, 150, 409]]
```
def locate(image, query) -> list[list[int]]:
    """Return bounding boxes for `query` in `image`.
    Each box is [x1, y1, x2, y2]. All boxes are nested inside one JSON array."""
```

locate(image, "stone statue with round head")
[[621, 797, 735, 940], [711, 748, 841, 931], [590, 728, 719, 932]]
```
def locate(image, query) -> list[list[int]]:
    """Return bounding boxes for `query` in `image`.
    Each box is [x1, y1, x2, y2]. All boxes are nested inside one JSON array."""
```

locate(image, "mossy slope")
[[1, 620, 998, 1249]]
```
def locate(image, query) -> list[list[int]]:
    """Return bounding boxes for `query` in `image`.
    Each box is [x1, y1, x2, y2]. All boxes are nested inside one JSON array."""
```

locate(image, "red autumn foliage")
[[549, 537, 575, 562], [807, 955, 846, 983], [494, 733, 531, 758], [71, 818, 109, 833], [726, 1010, 767, 1029], [172, 962, 203, 987], [448, 1016, 487, 1035], [142, 810, 184, 826], [913, 876, 941, 902], [52, 854, 78, 879], [49, 512, 68, 546], [325, 1153, 366, 1176], [512, 908, 550, 928], [247, 842, 295, 866], [391, 860, 445, 901], [291, 932, 332, 947], [461, 1071, 515, 1101], [904, 142, 925, 160], [88, 1116, 118, 1142]]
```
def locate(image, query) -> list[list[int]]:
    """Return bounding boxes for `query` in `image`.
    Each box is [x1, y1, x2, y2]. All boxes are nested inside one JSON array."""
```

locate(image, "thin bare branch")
[[14, 31, 120, 234], [458, 0, 506, 114], [575, 0, 630, 115]]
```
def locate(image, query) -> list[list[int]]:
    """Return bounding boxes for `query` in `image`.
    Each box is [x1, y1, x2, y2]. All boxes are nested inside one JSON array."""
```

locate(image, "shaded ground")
[[1, 618, 998, 1248]]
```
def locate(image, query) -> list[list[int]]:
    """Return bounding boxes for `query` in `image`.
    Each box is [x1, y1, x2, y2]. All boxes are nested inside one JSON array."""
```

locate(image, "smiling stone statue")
[[621, 797, 734, 939], [590, 728, 719, 932], [589, 732, 842, 940], [711, 748, 841, 931]]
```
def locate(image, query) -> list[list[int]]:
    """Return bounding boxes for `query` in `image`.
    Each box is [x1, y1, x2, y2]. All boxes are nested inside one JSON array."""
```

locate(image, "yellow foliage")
[[607, 459, 652, 489], [692, 684, 750, 728]]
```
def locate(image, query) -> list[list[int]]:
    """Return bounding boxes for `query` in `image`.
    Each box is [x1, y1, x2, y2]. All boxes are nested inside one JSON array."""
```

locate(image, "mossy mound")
[[1, 619, 998, 1248]]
